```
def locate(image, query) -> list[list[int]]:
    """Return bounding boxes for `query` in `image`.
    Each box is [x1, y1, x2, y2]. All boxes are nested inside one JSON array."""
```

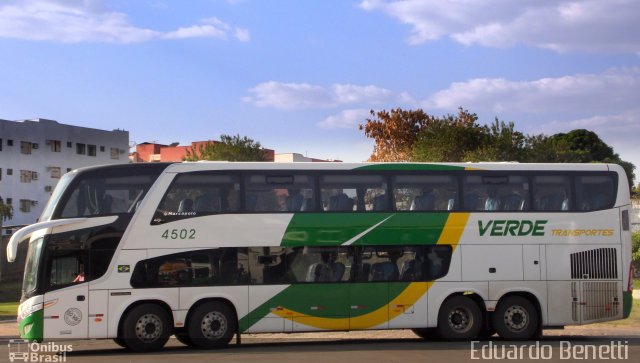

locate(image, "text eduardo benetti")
[[470, 341, 629, 360]]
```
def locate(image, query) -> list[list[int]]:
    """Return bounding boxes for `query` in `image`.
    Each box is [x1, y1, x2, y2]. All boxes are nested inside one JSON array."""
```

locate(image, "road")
[[0, 332, 638, 363]]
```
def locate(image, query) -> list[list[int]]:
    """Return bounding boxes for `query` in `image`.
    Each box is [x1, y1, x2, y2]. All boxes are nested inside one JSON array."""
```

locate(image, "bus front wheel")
[[492, 296, 539, 340], [121, 304, 172, 352], [437, 296, 483, 340], [187, 301, 237, 349]]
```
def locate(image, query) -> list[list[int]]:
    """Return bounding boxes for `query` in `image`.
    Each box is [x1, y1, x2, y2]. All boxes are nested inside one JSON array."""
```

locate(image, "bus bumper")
[[18, 296, 44, 342]]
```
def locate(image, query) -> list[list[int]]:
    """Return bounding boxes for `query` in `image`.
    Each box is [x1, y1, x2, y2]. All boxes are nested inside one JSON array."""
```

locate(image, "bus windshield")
[[22, 238, 44, 297], [39, 172, 75, 222]]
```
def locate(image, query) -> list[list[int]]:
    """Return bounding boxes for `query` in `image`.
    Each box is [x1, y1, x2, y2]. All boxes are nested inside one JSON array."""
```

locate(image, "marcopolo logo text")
[[478, 220, 547, 237]]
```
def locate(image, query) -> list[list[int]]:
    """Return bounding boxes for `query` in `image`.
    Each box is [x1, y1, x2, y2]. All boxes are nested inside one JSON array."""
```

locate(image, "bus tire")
[[187, 301, 237, 349], [121, 304, 171, 352], [492, 296, 539, 340], [437, 296, 482, 340], [174, 331, 195, 347], [113, 337, 127, 348]]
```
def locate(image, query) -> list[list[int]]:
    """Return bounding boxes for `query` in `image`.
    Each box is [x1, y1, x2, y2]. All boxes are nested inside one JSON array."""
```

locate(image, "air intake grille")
[[582, 281, 619, 322], [570, 248, 617, 279]]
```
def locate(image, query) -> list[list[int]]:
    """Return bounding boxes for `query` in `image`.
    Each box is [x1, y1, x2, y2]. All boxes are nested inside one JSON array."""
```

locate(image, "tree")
[[412, 109, 486, 162], [183, 134, 269, 162], [0, 196, 13, 235], [359, 108, 432, 161]]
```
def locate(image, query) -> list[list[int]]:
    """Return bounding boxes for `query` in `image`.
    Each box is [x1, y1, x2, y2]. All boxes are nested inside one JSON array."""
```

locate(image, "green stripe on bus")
[[623, 291, 633, 319], [19, 309, 44, 342], [281, 213, 449, 246], [355, 164, 464, 171]]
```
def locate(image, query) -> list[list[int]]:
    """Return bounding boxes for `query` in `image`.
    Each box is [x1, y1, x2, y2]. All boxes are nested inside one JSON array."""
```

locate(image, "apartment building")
[[0, 118, 129, 229]]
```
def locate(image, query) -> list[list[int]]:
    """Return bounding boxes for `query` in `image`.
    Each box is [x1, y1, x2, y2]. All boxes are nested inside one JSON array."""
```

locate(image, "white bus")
[[6, 162, 634, 351]]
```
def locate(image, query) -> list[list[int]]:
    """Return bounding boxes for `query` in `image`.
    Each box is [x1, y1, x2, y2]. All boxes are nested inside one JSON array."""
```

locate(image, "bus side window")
[[244, 175, 315, 212], [392, 175, 458, 211], [320, 175, 386, 212], [532, 176, 571, 211], [575, 175, 615, 211], [463, 175, 529, 212]]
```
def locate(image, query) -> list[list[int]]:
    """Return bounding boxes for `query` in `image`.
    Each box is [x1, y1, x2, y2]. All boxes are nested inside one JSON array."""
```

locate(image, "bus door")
[[42, 250, 89, 339]]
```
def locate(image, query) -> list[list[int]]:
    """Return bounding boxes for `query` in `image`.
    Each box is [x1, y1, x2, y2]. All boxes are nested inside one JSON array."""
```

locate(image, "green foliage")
[[0, 196, 13, 224], [363, 107, 636, 188], [183, 134, 268, 162], [633, 232, 640, 262]]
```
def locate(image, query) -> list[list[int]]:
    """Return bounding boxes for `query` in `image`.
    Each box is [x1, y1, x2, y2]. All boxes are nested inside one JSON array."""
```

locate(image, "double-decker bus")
[[6, 162, 634, 352]]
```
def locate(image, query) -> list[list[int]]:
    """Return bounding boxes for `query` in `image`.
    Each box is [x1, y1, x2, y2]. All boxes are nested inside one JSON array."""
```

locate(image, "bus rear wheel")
[[121, 304, 171, 352], [437, 296, 482, 340], [187, 302, 237, 349], [492, 296, 539, 340]]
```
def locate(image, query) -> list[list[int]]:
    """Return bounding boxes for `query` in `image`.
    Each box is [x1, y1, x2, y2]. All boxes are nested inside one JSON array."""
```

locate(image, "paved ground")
[[0, 332, 638, 363]]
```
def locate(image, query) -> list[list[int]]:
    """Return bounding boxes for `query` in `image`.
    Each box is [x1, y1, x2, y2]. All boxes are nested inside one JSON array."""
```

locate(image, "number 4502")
[[161, 228, 196, 240]]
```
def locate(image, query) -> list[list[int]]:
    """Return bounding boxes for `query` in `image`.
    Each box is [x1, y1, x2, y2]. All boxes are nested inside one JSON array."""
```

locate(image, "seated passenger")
[[484, 188, 501, 211], [410, 190, 435, 211], [285, 188, 304, 212], [372, 194, 387, 211], [329, 193, 354, 211]]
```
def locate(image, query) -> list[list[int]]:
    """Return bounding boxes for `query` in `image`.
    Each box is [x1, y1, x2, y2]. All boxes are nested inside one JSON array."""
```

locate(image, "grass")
[[0, 302, 18, 319], [634, 279, 639, 290]]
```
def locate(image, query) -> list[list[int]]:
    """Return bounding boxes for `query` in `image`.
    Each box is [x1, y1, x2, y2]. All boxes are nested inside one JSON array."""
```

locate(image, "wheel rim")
[[503, 305, 529, 332], [135, 314, 163, 342], [448, 306, 473, 333], [200, 311, 227, 340]]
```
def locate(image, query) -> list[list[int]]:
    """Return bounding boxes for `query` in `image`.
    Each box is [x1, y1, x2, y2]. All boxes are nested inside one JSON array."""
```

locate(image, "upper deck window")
[[154, 173, 240, 223], [320, 175, 387, 212], [575, 175, 616, 211], [59, 174, 158, 218], [463, 174, 530, 211], [392, 174, 458, 211], [245, 174, 315, 212]]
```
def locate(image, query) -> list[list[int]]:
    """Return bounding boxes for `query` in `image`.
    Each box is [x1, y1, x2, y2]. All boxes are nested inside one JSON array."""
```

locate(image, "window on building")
[[0, 168, 2, 181], [0, 138, 3, 151], [7, 169, 13, 176], [100, 146, 105, 152], [50, 167, 61, 179], [76, 143, 86, 155], [7, 139, 13, 146], [49, 140, 62, 152], [31, 171, 38, 180], [20, 199, 31, 213], [67, 168, 72, 172], [6, 198, 12, 205], [20, 170, 33, 183], [88, 145, 97, 157], [21, 141, 32, 154], [110, 147, 119, 159], [67, 141, 72, 148]]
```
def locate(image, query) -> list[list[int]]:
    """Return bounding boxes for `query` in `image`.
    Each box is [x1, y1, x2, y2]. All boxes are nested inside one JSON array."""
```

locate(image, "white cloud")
[[360, 0, 640, 53], [423, 67, 640, 170], [317, 109, 372, 129], [0, 0, 249, 43], [425, 67, 640, 118], [234, 27, 250, 42], [244, 81, 393, 110]]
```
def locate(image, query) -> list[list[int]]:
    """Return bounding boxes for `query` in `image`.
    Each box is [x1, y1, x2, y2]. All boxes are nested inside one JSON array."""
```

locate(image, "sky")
[[0, 0, 639, 176]]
